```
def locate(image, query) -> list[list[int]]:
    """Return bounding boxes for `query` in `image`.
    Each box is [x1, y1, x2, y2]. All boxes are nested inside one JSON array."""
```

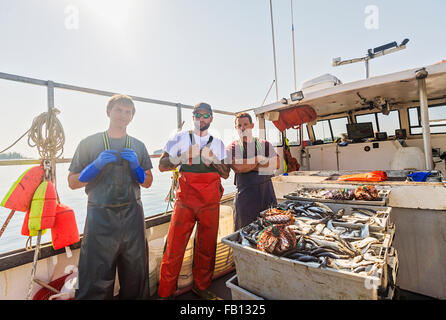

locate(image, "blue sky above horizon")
[[0, 0, 445, 156]]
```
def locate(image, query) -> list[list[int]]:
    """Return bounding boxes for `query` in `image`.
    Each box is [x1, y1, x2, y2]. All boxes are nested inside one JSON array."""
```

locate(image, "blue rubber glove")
[[120, 148, 146, 184], [78, 150, 118, 182]]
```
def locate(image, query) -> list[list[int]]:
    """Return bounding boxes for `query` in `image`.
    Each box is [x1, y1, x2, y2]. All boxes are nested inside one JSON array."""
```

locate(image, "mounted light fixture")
[[281, 97, 288, 104], [290, 91, 304, 102], [400, 38, 410, 46]]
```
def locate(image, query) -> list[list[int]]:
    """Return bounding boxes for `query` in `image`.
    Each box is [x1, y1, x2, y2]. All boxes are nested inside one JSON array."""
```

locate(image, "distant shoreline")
[[0, 155, 162, 166]]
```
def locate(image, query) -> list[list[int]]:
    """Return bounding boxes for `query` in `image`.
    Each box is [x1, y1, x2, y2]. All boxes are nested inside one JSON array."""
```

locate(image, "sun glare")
[[83, 0, 135, 31]]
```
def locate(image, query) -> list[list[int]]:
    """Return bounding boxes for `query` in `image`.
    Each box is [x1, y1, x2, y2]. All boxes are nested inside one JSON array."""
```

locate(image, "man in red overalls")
[[158, 102, 230, 299]]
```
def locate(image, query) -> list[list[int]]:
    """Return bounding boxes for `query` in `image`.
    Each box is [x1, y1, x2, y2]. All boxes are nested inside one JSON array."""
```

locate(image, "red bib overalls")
[[158, 134, 223, 298]]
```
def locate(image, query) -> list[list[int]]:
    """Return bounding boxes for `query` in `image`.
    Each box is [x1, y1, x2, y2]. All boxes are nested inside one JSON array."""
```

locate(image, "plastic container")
[[222, 231, 395, 300], [226, 274, 264, 300], [302, 74, 342, 93], [222, 201, 396, 300]]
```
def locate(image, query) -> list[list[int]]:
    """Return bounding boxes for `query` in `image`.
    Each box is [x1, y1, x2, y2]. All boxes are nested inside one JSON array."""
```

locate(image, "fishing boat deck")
[[148, 270, 236, 300], [176, 271, 236, 300], [148, 269, 434, 300]]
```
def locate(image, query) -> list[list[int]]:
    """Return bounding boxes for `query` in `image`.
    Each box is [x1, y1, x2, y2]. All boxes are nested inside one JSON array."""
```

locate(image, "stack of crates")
[[222, 187, 398, 300]]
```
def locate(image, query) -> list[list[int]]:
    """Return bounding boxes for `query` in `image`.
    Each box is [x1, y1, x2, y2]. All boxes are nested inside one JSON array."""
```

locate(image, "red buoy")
[[21, 210, 48, 237], [51, 203, 80, 250], [1, 165, 44, 212], [28, 180, 57, 232]]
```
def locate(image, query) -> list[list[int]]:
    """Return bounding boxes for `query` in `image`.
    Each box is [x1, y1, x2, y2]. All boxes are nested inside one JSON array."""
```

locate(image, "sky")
[[0, 0, 445, 158]]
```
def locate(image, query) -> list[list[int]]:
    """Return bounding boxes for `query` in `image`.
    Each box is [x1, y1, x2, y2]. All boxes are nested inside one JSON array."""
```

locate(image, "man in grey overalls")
[[68, 94, 153, 299]]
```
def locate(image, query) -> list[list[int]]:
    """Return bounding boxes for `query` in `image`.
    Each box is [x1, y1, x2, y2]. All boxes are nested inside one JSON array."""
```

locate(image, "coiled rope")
[[27, 108, 65, 159], [0, 108, 65, 159]]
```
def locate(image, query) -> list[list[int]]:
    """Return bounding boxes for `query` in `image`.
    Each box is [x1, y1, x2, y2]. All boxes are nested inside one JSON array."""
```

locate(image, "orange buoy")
[[51, 203, 80, 250], [1, 165, 45, 212], [338, 170, 388, 182], [28, 180, 57, 232]]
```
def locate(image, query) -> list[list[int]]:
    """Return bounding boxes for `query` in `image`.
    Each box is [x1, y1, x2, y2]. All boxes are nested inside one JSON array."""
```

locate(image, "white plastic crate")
[[226, 274, 264, 300]]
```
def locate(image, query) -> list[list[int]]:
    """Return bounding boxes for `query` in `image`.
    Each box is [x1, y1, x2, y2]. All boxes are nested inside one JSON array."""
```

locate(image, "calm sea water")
[[0, 158, 236, 254]]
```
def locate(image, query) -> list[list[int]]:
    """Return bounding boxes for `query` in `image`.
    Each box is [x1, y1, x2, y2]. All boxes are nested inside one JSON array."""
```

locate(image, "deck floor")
[[149, 269, 436, 300], [149, 270, 236, 300]]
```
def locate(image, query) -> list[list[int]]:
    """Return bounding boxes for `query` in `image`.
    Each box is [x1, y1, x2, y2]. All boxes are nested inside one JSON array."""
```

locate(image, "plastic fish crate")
[[225, 275, 265, 300], [380, 245, 398, 297], [284, 188, 391, 206], [222, 231, 394, 300], [271, 201, 393, 232]]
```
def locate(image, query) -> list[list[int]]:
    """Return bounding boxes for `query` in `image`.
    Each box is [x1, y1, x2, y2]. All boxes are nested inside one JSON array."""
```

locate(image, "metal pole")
[[365, 59, 370, 79], [258, 114, 266, 140], [47, 81, 55, 111], [269, 0, 279, 101], [176, 103, 183, 131], [416, 69, 433, 170], [47, 81, 57, 188], [290, 0, 297, 91]]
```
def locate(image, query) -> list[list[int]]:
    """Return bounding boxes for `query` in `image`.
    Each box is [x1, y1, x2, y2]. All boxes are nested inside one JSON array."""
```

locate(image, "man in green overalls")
[[227, 112, 280, 231], [68, 94, 153, 299]]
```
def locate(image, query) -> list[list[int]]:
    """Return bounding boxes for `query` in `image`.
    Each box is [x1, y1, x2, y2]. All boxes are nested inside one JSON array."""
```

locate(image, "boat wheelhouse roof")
[[254, 62, 446, 118]]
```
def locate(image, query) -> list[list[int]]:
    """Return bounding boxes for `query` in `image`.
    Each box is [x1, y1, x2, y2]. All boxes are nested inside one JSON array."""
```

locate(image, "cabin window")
[[265, 119, 283, 146], [312, 117, 348, 143], [355, 113, 378, 132], [286, 124, 309, 146], [355, 110, 400, 136], [330, 117, 349, 140], [377, 111, 401, 136], [408, 104, 446, 134]]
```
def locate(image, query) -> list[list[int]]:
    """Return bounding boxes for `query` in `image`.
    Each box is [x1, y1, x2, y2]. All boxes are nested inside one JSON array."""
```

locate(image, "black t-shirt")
[[69, 132, 153, 174]]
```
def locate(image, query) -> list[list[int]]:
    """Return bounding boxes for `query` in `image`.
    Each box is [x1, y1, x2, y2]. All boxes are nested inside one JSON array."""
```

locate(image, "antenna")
[[260, 80, 276, 107], [269, 0, 279, 101], [290, 0, 297, 91], [332, 39, 410, 79]]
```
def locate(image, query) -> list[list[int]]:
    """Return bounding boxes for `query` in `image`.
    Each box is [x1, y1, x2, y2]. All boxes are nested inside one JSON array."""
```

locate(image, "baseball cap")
[[193, 102, 213, 115]]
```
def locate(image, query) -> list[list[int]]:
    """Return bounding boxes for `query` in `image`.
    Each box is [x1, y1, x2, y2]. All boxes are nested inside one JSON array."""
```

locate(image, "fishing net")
[[261, 208, 295, 225], [354, 185, 379, 201], [257, 225, 296, 255], [257, 208, 296, 254]]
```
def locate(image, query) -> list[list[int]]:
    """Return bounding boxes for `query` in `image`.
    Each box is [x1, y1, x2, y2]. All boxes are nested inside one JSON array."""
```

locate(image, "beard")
[[195, 121, 210, 132]]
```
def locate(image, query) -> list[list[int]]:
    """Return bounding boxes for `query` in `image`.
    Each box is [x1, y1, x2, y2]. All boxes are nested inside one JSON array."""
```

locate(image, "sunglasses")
[[194, 113, 211, 119]]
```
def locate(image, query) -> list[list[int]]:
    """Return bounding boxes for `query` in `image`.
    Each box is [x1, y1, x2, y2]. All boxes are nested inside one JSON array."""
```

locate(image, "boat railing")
[[0, 70, 238, 261], [0, 71, 236, 167]]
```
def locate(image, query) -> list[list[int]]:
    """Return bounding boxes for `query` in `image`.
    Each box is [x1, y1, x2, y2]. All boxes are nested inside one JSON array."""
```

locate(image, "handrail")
[[0, 71, 236, 116], [0, 70, 237, 165], [0, 159, 71, 166]]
